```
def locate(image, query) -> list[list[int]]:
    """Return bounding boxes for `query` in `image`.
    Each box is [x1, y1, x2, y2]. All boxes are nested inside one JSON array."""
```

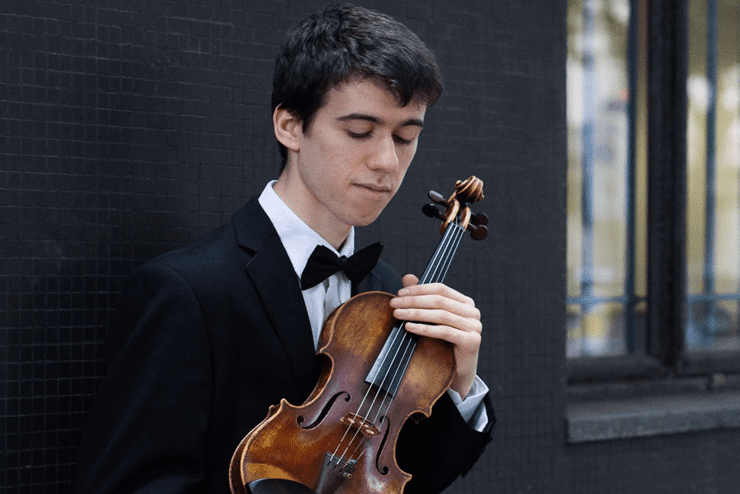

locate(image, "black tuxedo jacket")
[[75, 198, 494, 494]]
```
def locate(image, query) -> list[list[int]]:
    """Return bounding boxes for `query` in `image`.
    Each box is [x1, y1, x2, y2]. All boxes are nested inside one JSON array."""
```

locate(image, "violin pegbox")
[[422, 176, 488, 240]]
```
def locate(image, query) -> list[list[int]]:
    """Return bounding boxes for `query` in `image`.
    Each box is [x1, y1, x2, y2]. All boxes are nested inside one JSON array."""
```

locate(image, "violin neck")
[[418, 223, 466, 285]]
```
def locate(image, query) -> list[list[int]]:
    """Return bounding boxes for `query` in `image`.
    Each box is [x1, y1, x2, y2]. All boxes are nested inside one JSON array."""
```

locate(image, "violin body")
[[229, 291, 455, 494]]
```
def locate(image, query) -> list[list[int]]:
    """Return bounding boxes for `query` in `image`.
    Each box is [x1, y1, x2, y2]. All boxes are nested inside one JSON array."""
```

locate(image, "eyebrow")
[[336, 113, 424, 128]]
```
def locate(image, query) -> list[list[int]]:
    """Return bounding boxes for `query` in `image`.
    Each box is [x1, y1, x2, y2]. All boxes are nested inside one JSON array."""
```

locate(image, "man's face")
[[277, 78, 427, 242]]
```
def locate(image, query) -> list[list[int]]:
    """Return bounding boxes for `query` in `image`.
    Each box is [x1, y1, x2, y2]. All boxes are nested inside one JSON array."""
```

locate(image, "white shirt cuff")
[[446, 375, 489, 432]]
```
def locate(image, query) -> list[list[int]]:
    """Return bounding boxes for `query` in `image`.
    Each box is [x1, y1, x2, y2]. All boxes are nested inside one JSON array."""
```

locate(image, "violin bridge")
[[340, 413, 381, 438]]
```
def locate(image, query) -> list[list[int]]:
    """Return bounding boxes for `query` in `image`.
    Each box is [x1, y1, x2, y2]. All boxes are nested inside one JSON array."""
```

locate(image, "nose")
[[368, 135, 399, 172]]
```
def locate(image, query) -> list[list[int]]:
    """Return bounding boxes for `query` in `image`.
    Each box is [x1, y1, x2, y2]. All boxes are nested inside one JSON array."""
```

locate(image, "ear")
[[273, 106, 302, 153]]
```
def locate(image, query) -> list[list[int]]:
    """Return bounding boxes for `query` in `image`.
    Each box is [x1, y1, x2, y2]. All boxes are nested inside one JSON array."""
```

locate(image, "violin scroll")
[[452, 176, 484, 204], [423, 176, 488, 240]]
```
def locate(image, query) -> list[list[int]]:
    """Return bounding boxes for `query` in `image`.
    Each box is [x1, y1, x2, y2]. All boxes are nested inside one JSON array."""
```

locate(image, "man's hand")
[[389, 274, 482, 398]]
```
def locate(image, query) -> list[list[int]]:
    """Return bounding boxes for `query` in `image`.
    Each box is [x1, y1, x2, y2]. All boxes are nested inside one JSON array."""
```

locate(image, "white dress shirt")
[[258, 181, 488, 430]]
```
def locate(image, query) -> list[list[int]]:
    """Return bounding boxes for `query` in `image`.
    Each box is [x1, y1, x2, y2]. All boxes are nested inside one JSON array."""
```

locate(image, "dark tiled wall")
[[1, 1, 567, 493]]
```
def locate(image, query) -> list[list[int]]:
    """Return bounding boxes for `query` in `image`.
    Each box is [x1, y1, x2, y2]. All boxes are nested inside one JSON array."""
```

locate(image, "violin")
[[229, 176, 487, 494]]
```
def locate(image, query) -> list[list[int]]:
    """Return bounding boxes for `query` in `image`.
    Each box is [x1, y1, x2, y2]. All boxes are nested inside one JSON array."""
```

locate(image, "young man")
[[76, 4, 494, 494]]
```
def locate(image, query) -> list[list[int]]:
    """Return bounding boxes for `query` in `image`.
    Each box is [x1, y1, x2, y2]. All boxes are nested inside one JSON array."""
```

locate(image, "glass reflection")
[[686, 0, 740, 352]]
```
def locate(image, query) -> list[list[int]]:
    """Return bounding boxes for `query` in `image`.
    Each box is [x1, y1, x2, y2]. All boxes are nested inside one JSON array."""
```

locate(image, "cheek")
[[399, 143, 418, 168], [397, 152, 414, 179]]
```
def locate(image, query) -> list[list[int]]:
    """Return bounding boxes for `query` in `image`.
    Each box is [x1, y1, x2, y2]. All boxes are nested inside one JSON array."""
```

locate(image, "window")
[[567, 0, 740, 378], [567, 0, 647, 360], [686, 0, 740, 355]]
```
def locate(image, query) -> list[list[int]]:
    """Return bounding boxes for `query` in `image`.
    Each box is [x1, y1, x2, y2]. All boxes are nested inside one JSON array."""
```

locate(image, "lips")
[[355, 183, 393, 194]]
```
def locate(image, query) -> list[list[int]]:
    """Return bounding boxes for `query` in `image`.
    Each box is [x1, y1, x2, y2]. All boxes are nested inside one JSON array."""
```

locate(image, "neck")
[[272, 175, 351, 250]]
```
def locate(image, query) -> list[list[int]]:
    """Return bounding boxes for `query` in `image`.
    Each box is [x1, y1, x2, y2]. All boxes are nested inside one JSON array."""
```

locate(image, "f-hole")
[[374, 415, 391, 475], [298, 391, 351, 429]]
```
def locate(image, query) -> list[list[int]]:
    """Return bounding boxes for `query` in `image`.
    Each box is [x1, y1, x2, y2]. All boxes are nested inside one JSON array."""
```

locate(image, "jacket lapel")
[[233, 198, 319, 397]]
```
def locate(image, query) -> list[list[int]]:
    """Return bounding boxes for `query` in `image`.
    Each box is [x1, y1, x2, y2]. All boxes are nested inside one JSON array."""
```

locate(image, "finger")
[[403, 321, 482, 351], [401, 273, 419, 288], [403, 319, 482, 398], [392, 300, 481, 328], [394, 306, 482, 334], [397, 281, 476, 307], [391, 286, 481, 321]]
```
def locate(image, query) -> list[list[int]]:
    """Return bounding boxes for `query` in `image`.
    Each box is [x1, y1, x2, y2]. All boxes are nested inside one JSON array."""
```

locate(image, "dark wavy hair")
[[271, 3, 444, 169]]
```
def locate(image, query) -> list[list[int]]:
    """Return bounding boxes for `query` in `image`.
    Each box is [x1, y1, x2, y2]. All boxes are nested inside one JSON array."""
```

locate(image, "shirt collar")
[[258, 181, 355, 280]]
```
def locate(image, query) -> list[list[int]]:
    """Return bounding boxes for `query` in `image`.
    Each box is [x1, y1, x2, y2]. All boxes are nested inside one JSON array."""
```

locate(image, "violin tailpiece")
[[315, 453, 357, 494]]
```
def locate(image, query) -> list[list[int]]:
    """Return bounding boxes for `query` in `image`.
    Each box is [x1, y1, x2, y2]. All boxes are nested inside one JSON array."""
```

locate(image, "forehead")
[[320, 78, 427, 124]]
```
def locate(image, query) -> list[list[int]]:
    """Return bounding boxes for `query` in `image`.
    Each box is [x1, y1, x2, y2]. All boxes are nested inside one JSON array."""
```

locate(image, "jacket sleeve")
[[397, 392, 495, 494], [74, 262, 213, 494]]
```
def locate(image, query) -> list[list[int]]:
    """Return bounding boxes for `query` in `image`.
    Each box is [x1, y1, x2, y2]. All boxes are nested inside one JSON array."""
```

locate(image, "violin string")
[[343, 334, 417, 465], [369, 222, 461, 416], [435, 223, 464, 282], [332, 324, 404, 464], [335, 315, 415, 465], [374, 222, 465, 424], [342, 221, 461, 469], [369, 327, 417, 425], [341, 222, 466, 467], [332, 316, 413, 464], [340, 223, 462, 457], [345, 226, 462, 463], [424, 223, 464, 284], [334, 226, 459, 465], [371, 222, 461, 421], [330, 219, 466, 469], [374, 222, 462, 410]]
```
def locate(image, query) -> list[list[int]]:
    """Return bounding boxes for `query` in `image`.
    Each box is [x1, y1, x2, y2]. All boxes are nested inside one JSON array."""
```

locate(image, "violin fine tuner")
[[423, 176, 488, 241]]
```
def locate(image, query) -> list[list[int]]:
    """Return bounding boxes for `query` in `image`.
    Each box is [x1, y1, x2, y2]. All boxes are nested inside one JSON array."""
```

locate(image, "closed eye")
[[393, 134, 414, 145], [347, 130, 372, 139]]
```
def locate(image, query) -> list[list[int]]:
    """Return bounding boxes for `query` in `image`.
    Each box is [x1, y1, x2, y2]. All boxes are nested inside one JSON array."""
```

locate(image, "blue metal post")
[[581, 0, 596, 327], [624, 0, 639, 353], [705, 0, 717, 297], [698, 0, 719, 345]]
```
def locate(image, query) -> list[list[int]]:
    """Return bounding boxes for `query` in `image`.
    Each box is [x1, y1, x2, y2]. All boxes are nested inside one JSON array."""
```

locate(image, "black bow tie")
[[300, 242, 383, 290]]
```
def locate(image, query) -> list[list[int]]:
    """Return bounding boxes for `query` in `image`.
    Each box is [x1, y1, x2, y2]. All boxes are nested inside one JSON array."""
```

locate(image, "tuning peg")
[[428, 190, 446, 205], [471, 213, 488, 226], [422, 203, 443, 219], [468, 224, 488, 241]]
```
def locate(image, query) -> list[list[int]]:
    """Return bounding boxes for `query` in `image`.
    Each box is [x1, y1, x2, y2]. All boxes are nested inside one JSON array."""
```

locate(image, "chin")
[[349, 210, 383, 227]]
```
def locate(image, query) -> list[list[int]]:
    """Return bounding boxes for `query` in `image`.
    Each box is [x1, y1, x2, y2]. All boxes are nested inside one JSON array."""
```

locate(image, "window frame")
[[567, 0, 740, 385]]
